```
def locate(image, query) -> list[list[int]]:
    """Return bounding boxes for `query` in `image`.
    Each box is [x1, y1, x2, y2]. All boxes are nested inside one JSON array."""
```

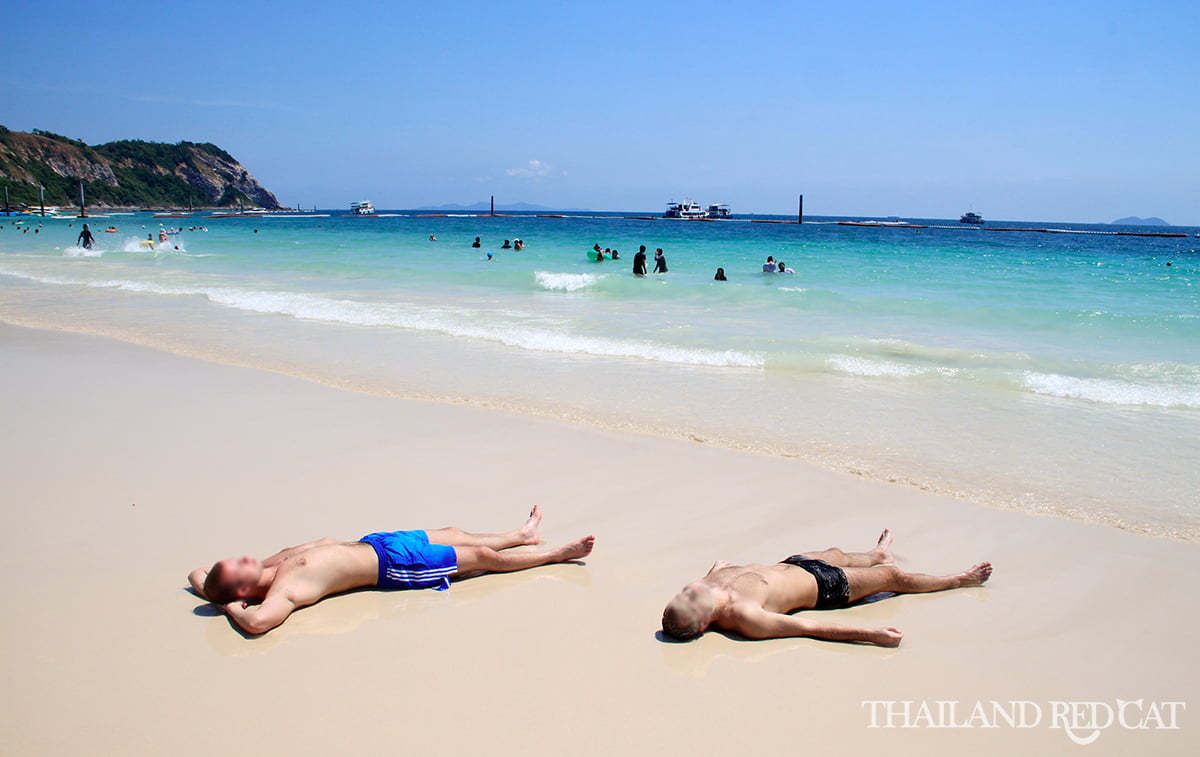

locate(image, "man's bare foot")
[[958, 561, 993, 587], [557, 535, 595, 562], [519, 505, 543, 545], [871, 528, 895, 564]]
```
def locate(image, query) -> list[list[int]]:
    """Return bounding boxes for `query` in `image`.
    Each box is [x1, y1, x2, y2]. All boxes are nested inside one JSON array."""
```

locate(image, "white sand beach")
[[1, 322, 1196, 756]]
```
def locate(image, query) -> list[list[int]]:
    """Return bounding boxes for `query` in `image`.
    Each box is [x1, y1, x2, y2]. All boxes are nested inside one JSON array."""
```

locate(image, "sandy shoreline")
[[1, 321, 1196, 755]]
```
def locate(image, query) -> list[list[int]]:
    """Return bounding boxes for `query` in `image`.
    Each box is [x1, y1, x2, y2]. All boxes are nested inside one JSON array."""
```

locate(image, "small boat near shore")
[[960, 211, 984, 224]]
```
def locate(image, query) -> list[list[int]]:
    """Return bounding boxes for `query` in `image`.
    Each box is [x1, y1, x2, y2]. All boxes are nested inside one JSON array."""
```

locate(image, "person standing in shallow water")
[[472, 237, 481, 248], [77, 223, 95, 249], [633, 245, 648, 276], [653, 248, 668, 273]]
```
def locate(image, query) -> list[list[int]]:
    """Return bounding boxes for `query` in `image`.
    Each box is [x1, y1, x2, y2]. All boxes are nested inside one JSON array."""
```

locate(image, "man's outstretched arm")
[[726, 606, 903, 647], [223, 595, 297, 635]]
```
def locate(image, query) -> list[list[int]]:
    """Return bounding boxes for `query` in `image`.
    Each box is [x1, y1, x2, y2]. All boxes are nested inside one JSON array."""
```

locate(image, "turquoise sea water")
[[2, 211, 1197, 537]]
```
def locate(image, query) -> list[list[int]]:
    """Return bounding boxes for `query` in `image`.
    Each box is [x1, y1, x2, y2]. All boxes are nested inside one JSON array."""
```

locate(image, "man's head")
[[661, 583, 716, 641], [203, 556, 264, 605]]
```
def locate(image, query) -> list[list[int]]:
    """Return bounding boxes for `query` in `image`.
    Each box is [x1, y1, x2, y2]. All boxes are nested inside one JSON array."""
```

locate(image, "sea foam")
[[533, 271, 600, 292], [826, 354, 926, 378], [1021, 371, 1200, 409], [62, 245, 103, 257], [196, 287, 763, 367], [0, 268, 763, 368]]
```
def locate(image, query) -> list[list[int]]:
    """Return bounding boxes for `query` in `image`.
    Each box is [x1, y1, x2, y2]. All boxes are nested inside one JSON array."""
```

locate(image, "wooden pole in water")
[[79, 182, 87, 218], [798, 194, 804, 224], [40, 185, 45, 216], [490, 195, 495, 216], [4, 185, 9, 214]]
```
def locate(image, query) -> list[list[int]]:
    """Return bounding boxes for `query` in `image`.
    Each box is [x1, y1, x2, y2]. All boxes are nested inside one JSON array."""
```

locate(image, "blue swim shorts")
[[359, 530, 458, 591]]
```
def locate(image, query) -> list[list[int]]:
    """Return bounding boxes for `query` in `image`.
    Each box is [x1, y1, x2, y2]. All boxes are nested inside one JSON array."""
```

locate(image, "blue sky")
[[3, 0, 1197, 222]]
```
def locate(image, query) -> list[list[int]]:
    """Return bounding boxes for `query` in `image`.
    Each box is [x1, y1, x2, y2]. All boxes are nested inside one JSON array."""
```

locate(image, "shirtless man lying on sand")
[[189, 506, 594, 635], [661, 530, 991, 647]]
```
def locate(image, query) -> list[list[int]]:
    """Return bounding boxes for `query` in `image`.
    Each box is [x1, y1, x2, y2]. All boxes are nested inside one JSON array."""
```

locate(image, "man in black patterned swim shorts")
[[661, 529, 991, 647]]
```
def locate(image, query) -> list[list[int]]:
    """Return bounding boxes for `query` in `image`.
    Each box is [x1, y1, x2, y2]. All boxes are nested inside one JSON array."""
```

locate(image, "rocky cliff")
[[0, 127, 283, 210]]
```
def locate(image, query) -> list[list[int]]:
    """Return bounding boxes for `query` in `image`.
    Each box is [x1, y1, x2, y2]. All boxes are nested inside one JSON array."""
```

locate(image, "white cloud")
[[507, 159, 554, 179]]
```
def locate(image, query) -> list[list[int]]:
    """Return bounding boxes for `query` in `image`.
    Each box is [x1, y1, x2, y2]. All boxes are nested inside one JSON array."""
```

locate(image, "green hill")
[[0, 127, 283, 210]]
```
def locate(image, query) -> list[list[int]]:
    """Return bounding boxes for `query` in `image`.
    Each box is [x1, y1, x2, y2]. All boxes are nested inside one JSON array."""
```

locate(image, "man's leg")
[[453, 535, 595, 576], [801, 529, 895, 568], [844, 561, 992, 603], [426, 505, 543, 551]]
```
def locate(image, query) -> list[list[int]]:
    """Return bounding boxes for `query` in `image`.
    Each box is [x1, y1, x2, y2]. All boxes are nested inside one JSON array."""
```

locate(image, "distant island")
[[0, 126, 282, 210], [1112, 216, 1170, 226], [416, 201, 590, 212]]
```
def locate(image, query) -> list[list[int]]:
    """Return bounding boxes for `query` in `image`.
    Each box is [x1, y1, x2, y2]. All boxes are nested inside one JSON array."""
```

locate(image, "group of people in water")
[[462, 235, 800, 282], [761, 256, 795, 274], [4, 220, 46, 236], [713, 259, 793, 280], [7, 221, 210, 252], [469, 236, 525, 259], [591, 243, 668, 275]]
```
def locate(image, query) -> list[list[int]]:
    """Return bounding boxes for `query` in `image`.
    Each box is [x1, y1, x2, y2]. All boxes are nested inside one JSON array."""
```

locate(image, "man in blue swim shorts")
[[661, 529, 992, 647], [189, 506, 594, 635]]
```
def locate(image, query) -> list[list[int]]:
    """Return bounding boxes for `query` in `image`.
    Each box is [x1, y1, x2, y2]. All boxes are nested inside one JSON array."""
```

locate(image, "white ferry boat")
[[707, 203, 731, 219], [664, 200, 707, 219], [350, 200, 376, 215]]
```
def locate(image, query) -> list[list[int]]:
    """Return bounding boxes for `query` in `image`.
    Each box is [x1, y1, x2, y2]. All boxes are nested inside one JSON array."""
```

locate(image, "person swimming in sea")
[[472, 237, 482, 248], [714, 268, 727, 281], [762, 256, 776, 273]]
